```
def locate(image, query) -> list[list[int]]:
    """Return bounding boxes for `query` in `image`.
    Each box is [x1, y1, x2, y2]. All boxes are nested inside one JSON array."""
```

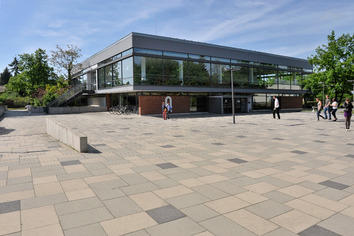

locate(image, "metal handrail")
[[47, 84, 85, 107]]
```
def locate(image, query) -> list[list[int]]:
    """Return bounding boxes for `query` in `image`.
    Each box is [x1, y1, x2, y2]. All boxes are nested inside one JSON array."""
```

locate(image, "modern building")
[[71, 32, 312, 115]]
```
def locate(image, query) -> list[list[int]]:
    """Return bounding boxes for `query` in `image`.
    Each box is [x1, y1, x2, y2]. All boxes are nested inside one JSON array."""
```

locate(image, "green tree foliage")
[[0, 67, 12, 85], [8, 57, 19, 76], [7, 49, 56, 96], [304, 31, 354, 104], [50, 44, 82, 84]]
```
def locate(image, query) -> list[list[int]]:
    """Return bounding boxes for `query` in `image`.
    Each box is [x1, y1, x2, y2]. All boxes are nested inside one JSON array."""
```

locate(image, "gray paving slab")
[[60, 160, 81, 166], [0, 200, 20, 214], [299, 225, 341, 236], [156, 163, 178, 169], [228, 158, 248, 164], [319, 180, 350, 190], [146, 204, 186, 224]]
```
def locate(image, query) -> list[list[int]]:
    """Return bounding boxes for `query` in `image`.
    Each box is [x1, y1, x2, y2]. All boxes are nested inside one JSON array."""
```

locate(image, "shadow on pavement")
[[0, 126, 15, 135]]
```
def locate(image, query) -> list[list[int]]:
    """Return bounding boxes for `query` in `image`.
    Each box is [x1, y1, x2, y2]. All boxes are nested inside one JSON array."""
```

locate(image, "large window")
[[105, 64, 113, 88], [134, 56, 164, 85], [254, 68, 277, 89], [122, 57, 133, 85], [112, 61, 122, 86], [183, 61, 210, 86], [278, 71, 292, 90], [211, 63, 229, 86], [164, 58, 183, 85], [98, 68, 105, 89]]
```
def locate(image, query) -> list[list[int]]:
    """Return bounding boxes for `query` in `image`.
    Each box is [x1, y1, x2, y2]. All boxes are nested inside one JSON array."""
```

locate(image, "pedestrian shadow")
[[0, 126, 15, 135]]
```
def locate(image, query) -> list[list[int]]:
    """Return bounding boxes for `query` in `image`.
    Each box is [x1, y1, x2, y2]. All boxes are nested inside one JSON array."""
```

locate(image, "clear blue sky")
[[0, 0, 353, 72]]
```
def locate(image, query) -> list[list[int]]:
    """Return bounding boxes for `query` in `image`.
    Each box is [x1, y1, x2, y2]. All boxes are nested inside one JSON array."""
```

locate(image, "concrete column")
[[218, 65, 222, 84], [249, 67, 254, 84], [178, 60, 183, 85], [141, 57, 146, 81]]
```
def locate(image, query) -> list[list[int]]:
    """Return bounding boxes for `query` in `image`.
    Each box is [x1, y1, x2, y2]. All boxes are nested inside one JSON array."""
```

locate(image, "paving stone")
[[60, 160, 81, 166], [146, 217, 204, 236], [246, 200, 292, 219], [100, 212, 156, 235], [271, 210, 320, 233], [200, 215, 256, 236], [291, 150, 307, 155], [318, 213, 354, 236], [64, 223, 107, 236], [21, 205, 59, 230], [21, 193, 67, 210], [228, 158, 248, 164], [319, 180, 350, 190], [212, 142, 224, 145], [156, 162, 178, 169], [146, 204, 186, 224], [104, 196, 142, 217], [0, 211, 21, 235], [160, 145, 175, 148], [59, 207, 113, 230], [0, 200, 20, 214], [299, 225, 341, 236], [55, 197, 103, 216], [181, 204, 219, 222]]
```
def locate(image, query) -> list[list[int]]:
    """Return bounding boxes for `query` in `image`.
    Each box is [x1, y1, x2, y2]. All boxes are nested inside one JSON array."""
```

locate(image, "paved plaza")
[[0, 110, 353, 236]]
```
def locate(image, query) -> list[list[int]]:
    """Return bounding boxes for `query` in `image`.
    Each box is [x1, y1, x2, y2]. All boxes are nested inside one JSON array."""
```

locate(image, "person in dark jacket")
[[344, 98, 353, 131]]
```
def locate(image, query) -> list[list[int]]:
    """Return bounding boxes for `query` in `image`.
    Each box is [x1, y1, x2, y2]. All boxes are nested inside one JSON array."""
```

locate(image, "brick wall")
[[279, 96, 302, 109], [139, 96, 190, 115]]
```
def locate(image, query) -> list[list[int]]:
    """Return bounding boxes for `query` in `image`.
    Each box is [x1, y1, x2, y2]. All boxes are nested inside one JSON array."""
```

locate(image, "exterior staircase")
[[47, 84, 94, 107]]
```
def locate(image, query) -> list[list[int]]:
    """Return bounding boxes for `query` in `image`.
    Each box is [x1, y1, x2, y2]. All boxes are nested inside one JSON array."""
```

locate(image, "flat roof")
[[77, 32, 312, 72]]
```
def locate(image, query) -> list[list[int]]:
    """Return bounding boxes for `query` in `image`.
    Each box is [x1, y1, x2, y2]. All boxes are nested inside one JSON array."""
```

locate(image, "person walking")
[[166, 101, 172, 119], [330, 98, 338, 121], [324, 95, 331, 120], [344, 98, 353, 131], [163, 106, 168, 120], [161, 101, 166, 118], [316, 98, 325, 121], [272, 96, 280, 119]]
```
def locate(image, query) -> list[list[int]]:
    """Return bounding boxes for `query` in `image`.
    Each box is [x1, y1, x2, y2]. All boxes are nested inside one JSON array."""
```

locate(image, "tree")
[[8, 57, 19, 76], [50, 45, 82, 84], [304, 30, 354, 104], [7, 49, 56, 96], [0, 67, 12, 85]]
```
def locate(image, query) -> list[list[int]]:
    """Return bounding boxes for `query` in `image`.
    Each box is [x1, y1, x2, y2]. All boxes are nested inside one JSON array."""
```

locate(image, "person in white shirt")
[[273, 96, 280, 119], [330, 98, 338, 121]]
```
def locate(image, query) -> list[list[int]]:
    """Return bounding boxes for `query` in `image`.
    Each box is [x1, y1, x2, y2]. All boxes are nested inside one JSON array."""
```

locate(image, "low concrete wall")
[[48, 106, 106, 114], [46, 118, 88, 152], [28, 106, 45, 113], [0, 105, 6, 117]]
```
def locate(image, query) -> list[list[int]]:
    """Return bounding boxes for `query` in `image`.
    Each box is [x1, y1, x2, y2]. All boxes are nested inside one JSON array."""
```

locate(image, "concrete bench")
[[46, 118, 88, 152]]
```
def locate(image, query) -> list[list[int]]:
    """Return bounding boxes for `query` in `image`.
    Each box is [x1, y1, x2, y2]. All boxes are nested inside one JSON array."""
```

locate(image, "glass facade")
[[89, 47, 307, 91]]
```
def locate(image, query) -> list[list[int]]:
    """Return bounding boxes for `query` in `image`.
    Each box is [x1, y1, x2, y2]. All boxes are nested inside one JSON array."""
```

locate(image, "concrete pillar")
[[249, 67, 254, 84], [141, 57, 146, 81], [178, 60, 183, 85]]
